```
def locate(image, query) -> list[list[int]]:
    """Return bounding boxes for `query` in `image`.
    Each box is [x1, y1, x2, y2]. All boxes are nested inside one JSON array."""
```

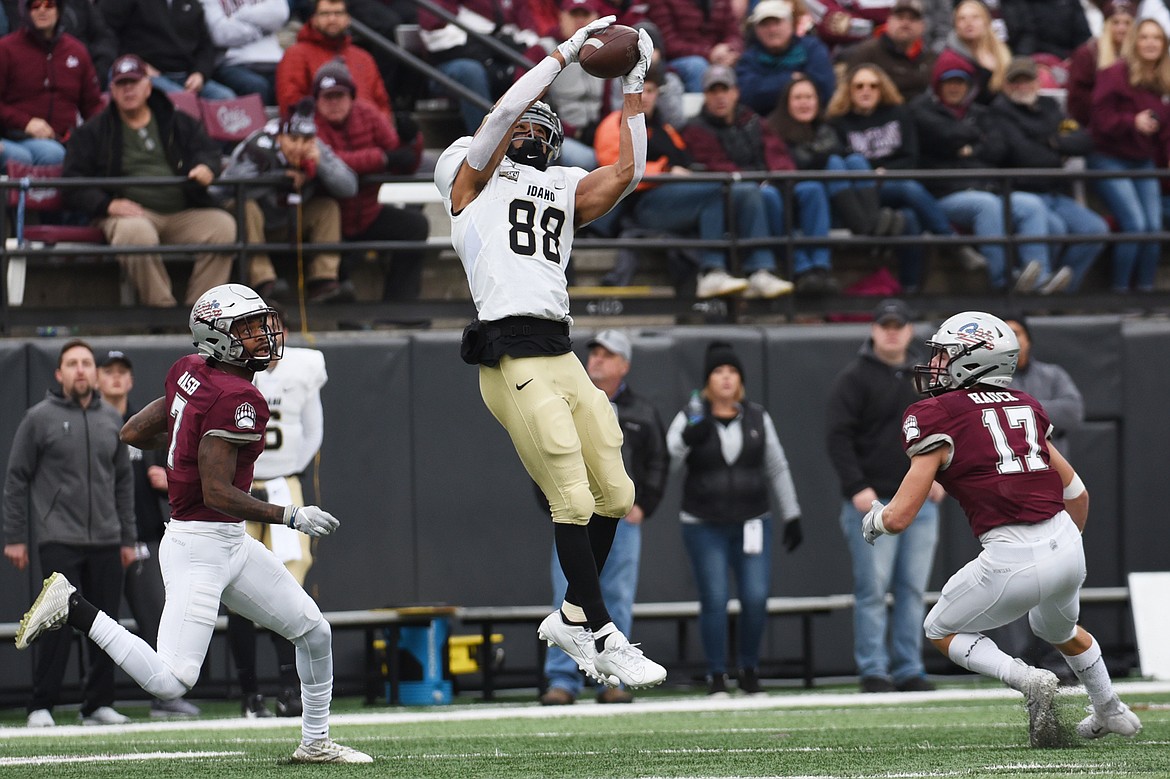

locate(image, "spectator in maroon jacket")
[[646, 0, 744, 93], [1067, 0, 1134, 128], [0, 0, 102, 168], [1087, 16, 1170, 292], [311, 61, 430, 301]]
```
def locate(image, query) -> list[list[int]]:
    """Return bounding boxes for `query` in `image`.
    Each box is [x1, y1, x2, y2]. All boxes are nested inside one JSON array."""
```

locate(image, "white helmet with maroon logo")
[[189, 284, 283, 372], [913, 311, 1019, 396]]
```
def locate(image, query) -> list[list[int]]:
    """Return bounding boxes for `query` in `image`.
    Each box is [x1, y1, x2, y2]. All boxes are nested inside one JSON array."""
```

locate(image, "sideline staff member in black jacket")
[[825, 298, 941, 694]]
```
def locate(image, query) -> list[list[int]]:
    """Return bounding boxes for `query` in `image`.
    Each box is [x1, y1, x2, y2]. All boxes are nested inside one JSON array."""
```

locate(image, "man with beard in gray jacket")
[[4, 339, 136, 727]]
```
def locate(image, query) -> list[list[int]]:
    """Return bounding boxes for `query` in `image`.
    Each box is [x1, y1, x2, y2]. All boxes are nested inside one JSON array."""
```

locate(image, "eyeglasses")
[[29, 0, 57, 9], [315, 9, 347, 17], [852, 82, 880, 91], [137, 127, 156, 152]]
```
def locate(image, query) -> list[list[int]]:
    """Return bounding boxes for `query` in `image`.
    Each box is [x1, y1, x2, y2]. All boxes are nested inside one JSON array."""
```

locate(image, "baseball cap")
[[891, 0, 924, 17], [747, 0, 793, 25], [702, 64, 737, 91], [1102, 0, 1136, 18], [110, 54, 148, 85], [313, 61, 356, 98], [1005, 56, 1038, 82], [587, 329, 632, 361], [873, 298, 915, 326], [561, 0, 602, 12], [98, 349, 133, 369]]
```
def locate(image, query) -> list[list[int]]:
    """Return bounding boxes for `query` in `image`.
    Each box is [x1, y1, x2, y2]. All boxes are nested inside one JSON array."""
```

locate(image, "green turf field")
[[1, 681, 1166, 778]]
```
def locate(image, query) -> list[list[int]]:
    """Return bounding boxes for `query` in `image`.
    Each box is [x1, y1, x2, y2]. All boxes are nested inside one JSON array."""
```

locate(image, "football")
[[578, 24, 640, 79]]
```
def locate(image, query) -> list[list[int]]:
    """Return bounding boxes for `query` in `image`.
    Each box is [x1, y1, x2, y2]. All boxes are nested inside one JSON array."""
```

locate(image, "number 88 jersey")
[[902, 388, 1065, 537], [435, 137, 590, 323]]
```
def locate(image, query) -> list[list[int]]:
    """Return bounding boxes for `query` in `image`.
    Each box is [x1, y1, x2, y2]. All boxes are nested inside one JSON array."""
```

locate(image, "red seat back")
[[200, 94, 267, 144], [168, 90, 202, 119], [5, 162, 65, 211]]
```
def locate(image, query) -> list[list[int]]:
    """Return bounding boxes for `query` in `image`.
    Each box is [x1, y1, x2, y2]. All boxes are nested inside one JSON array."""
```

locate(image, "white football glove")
[[861, 499, 888, 545], [284, 505, 340, 537], [556, 15, 616, 64], [622, 28, 655, 94]]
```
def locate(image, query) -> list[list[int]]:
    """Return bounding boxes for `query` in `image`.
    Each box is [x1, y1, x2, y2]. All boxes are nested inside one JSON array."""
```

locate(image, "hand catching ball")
[[578, 24, 641, 79]]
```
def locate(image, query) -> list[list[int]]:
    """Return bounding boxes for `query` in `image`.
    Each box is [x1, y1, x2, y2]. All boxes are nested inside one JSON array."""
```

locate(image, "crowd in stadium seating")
[[2, 0, 1168, 307]]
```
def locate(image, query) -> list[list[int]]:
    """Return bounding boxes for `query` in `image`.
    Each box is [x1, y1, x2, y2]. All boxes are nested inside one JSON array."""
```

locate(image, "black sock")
[[273, 636, 298, 689], [587, 514, 620, 574], [227, 613, 259, 695], [66, 592, 98, 633], [554, 522, 611, 632]]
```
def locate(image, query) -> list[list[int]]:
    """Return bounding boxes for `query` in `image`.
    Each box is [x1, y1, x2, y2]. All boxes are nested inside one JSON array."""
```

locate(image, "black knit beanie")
[[704, 340, 743, 381]]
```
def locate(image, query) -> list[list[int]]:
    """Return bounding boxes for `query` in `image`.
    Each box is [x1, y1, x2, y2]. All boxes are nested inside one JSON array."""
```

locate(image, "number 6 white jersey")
[[435, 136, 590, 323]]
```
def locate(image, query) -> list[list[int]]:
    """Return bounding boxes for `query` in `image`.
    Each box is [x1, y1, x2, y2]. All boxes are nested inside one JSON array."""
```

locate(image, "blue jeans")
[[1040, 192, 1106, 292], [681, 517, 773, 675], [760, 181, 831, 275], [0, 137, 65, 168], [435, 59, 491, 134], [879, 179, 954, 236], [545, 519, 641, 695], [669, 55, 712, 93], [151, 73, 236, 100], [1087, 153, 1161, 291], [938, 190, 1050, 288], [633, 180, 776, 273], [824, 153, 876, 197], [838, 498, 939, 683], [213, 64, 276, 105]]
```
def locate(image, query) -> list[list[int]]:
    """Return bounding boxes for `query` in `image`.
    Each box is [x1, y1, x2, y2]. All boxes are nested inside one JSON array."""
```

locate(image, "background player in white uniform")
[[862, 311, 1141, 748], [15, 284, 370, 764], [433, 17, 666, 690], [228, 334, 329, 717]]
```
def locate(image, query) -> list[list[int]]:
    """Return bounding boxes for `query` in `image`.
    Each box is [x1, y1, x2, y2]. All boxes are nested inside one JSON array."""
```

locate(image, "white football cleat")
[[1078, 699, 1142, 739], [594, 631, 667, 690], [26, 709, 54, 728], [537, 611, 615, 686], [15, 572, 75, 650], [1020, 666, 1060, 748], [291, 738, 373, 764], [81, 706, 130, 726]]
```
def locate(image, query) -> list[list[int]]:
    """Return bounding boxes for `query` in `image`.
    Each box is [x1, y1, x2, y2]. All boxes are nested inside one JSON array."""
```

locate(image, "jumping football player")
[[433, 17, 666, 689], [15, 284, 370, 764], [862, 311, 1141, 748]]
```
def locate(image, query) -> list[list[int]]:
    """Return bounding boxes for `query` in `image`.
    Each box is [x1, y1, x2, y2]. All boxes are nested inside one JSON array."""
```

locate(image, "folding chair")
[[4, 162, 106, 306], [199, 93, 268, 146]]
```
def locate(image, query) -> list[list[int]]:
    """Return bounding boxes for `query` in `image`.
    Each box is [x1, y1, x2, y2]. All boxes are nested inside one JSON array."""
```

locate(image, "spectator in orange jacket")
[[311, 61, 430, 300], [276, 0, 391, 118]]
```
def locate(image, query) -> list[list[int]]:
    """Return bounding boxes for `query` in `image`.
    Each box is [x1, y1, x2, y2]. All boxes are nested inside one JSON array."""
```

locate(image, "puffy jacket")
[[316, 98, 423, 236], [62, 88, 224, 216], [276, 23, 390, 118], [682, 104, 795, 173], [1001, 0, 1091, 60], [736, 33, 835, 116], [0, 26, 101, 140], [3, 390, 135, 549], [990, 93, 1093, 192]]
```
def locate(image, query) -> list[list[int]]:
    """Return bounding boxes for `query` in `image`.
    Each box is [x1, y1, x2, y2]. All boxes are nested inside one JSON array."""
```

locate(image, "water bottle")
[[686, 390, 705, 426]]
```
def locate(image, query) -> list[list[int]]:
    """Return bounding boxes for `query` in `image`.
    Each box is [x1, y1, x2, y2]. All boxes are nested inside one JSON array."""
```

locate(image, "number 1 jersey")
[[435, 136, 590, 323], [165, 354, 269, 523], [902, 388, 1065, 537]]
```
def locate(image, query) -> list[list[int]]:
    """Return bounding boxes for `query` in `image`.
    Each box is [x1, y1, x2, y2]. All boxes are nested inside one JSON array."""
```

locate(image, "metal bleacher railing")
[[3, 164, 1170, 334]]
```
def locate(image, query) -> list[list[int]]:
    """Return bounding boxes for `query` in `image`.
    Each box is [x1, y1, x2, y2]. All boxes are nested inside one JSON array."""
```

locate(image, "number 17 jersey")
[[902, 388, 1064, 537], [435, 136, 590, 323]]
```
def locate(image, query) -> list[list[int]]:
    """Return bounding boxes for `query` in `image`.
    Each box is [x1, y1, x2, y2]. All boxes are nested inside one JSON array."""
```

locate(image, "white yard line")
[[1, 679, 1166, 739], [0, 751, 242, 766]]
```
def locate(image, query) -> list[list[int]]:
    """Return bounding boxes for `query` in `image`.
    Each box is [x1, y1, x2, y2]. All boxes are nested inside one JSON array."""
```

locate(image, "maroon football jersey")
[[164, 354, 269, 522], [902, 388, 1065, 537]]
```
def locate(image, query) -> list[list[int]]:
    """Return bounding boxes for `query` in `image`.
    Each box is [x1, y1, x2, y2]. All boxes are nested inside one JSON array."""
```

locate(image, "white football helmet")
[[189, 283, 284, 372], [505, 100, 563, 170], [913, 311, 1019, 396]]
